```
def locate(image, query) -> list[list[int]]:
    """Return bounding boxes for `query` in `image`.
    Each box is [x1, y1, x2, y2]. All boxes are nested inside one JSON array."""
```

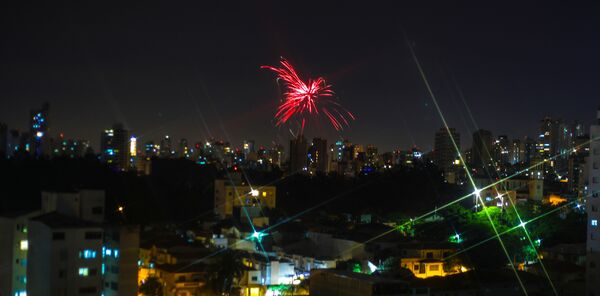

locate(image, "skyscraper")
[[243, 140, 255, 157], [433, 127, 460, 173], [366, 144, 379, 166], [493, 135, 510, 166], [289, 136, 308, 173], [269, 144, 284, 167], [587, 110, 600, 296], [160, 135, 173, 157], [308, 138, 328, 173], [523, 137, 537, 166], [30, 102, 50, 157], [471, 129, 493, 170], [509, 139, 524, 165], [100, 124, 129, 171], [178, 138, 189, 158]]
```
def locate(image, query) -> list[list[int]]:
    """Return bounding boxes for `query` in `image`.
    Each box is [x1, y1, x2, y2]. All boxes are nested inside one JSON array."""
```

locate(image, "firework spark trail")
[[262, 58, 354, 133], [451, 77, 558, 295]]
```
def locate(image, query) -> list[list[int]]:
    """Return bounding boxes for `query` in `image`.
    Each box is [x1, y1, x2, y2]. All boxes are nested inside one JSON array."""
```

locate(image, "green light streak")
[[445, 201, 575, 260], [404, 32, 528, 295]]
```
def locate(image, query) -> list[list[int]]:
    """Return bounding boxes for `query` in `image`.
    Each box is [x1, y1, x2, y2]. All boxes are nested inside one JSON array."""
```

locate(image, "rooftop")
[[30, 211, 101, 229]]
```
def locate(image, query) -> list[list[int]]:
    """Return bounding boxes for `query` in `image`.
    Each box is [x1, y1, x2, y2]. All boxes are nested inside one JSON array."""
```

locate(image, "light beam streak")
[[402, 32, 528, 295], [445, 200, 576, 260]]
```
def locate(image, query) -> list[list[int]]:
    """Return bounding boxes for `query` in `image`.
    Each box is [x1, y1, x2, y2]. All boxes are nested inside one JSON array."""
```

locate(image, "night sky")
[[2, 2, 599, 152]]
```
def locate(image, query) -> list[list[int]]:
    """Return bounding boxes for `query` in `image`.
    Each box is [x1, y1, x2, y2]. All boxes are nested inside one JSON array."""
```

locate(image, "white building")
[[103, 225, 140, 296], [0, 211, 40, 296], [28, 212, 104, 296], [0, 190, 107, 296], [588, 110, 600, 296]]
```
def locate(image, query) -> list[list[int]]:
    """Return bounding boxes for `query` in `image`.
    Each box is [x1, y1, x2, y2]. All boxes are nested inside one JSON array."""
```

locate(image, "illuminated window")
[[19, 240, 28, 251], [262, 191, 267, 197], [78, 267, 89, 277], [592, 220, 598, 227], [79, 249, 97, 259], [429, 264, 439, 271], [14, 290, 27, 296]]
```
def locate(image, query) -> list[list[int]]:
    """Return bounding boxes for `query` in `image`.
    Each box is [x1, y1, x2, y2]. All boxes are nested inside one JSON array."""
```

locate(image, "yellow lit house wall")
[[401, 258, 446, 278], [215, 180, 276, 218], [400, 247, 456, 278], [474, 177, 544, 202]]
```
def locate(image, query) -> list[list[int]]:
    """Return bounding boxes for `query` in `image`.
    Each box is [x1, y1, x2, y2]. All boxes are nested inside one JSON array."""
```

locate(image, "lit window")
[[113, 249, 119, 258], [79, 267, 89, 277], [262, 191, 267, 197], [592, 220, 598, 227], [79, 249, 97, 259], [14, 290, 27, 296], [19, 240, 28, 251]]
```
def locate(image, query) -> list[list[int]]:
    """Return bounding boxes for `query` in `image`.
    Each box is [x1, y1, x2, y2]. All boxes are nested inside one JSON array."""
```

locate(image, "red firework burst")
[[261, 58, 354, 132]]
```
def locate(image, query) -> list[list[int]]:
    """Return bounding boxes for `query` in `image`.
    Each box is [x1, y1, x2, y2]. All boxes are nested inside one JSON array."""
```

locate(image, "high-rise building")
[[178, 138, 189, 158], [509, 139, 524, 165], [573, 120, 585, 138], [587, 110, 600, 296], [433, 127, 460, 173], [243, 140, 255, 157], [333, 140, 345, 162], [289, 136, 308, 173], [0, 211, 40, 296], [471, 129, 493, 170], [144, 141, 158, 158], [103, 225, 140, 296], [308, 138, 328, 173], [523, 137, 537, 166], [0, 190, 106, 296], [268, 144, 284, 167], [160, 135, 173, 158], [539, 117, 553, 159], [101, 124, 129, 171], [493, 135, 510, 166], [366, 144, 379, 166], [30, 102, 50, 157]]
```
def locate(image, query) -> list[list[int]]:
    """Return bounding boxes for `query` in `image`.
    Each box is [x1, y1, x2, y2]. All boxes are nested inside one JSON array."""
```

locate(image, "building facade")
[[587, 110, 600, 296], [214, 178, 276, 220], [433, 127, 460, 173]]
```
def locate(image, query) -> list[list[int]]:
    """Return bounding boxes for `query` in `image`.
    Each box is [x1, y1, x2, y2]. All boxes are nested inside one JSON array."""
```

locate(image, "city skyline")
[[2, 2, 599, 152], [2, 101, 593, 155]]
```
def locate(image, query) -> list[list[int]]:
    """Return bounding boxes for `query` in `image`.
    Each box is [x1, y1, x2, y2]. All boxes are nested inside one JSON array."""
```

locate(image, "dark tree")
[[210, 250, 246, 295], [139, 276, 163, 296]]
